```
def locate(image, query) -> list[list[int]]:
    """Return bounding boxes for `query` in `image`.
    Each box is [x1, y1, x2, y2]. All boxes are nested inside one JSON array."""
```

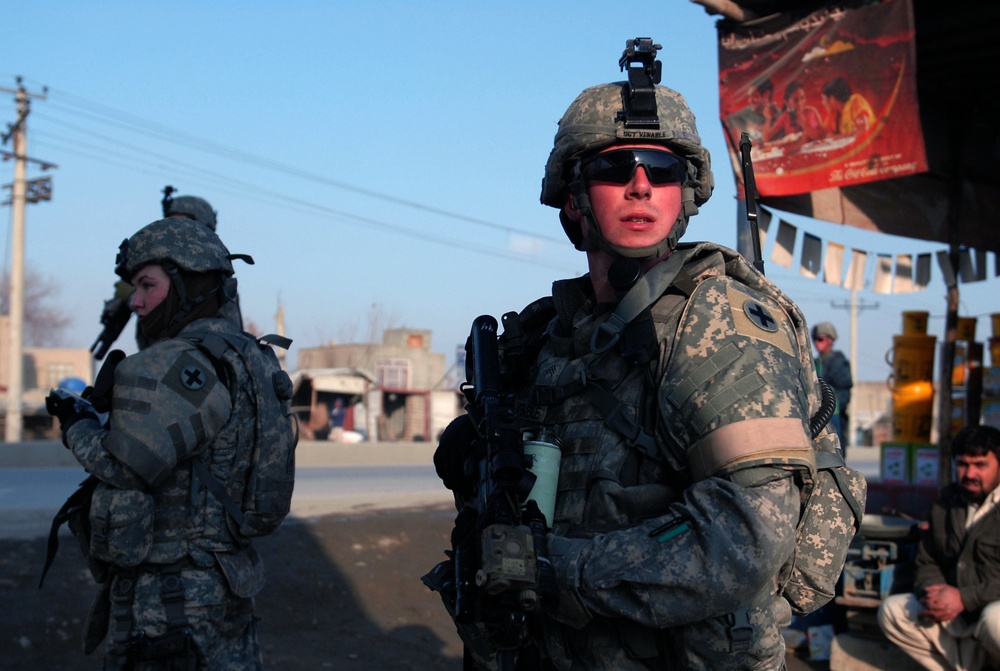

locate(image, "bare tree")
[[337, 303, 400, 345], [0, 268, 73, 346]]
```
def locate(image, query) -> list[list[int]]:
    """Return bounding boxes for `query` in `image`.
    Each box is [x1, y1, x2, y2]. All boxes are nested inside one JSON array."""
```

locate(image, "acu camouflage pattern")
[[656, 244, 815, 476], [116, 218, 234, 282], [498, 241, 863, 670], [540, 81, 713, 211], [103, 562, 261, 670], [655, 243, 866, 615], [180, 320, 298, 538], [165, 195, 218, 232], [64, 316, 267, 668]]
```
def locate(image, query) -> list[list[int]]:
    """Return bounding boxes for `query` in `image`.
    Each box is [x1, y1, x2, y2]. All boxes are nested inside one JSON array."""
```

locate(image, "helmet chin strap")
[[567, 168, 686, 263], [162, 263, 226, 335]]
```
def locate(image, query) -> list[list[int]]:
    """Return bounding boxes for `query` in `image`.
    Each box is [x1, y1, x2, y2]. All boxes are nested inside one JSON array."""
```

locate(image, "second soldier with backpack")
[[47, 218, 296, 670]]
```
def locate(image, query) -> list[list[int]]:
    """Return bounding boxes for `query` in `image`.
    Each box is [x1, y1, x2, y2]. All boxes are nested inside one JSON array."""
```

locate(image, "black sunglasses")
[[581, 149, 688, 185]]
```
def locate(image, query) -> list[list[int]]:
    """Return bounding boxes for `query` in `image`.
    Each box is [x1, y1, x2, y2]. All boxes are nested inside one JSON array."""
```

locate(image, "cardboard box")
[[880, 442, 911, 483]]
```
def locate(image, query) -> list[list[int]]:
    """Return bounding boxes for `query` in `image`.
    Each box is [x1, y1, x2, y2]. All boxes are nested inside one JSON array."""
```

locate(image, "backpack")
[[512, 242, 866, 617], [182, 329, 299, 539], [675, 243, 866, 616]]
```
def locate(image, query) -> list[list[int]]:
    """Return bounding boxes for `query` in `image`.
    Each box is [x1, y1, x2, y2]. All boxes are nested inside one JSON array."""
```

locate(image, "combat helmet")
[[163, 190, 218, 232], [114, 218, 250, 336], [541, 39, 714, 260], [115, 218, 235, 281]]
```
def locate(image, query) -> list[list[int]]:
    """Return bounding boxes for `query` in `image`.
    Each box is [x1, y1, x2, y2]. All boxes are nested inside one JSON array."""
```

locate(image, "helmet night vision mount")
[[618, 38, 663, 130]]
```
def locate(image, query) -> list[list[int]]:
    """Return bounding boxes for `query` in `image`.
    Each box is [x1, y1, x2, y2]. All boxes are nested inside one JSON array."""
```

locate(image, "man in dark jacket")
[[878, 425, 1000, 671], [811, 322, 852, 450]]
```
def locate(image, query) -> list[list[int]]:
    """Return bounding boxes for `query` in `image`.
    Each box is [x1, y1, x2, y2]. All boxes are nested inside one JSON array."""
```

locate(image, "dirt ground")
[[0, 503, 826, 670]]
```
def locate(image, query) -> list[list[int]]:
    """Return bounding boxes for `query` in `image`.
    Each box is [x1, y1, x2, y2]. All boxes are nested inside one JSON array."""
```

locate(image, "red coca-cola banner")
[[718, 0, 927, 197]]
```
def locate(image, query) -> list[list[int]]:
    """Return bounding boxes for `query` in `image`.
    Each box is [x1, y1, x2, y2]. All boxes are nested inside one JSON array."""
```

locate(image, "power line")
[[33, 134, 577, 272], [24, 86, 583, 273], [39, 89, 568, 245]]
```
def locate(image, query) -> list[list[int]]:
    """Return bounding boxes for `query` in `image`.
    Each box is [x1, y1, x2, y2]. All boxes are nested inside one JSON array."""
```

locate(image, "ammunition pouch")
[[90, 488, 154, 567], [215, 545, 266, 598], [40, 475, 110, 588]]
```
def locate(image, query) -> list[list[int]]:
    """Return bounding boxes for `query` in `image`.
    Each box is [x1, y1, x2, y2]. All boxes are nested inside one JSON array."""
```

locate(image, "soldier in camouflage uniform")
[[164, 194, 218, 231], [95, 192, 243, 357], [434, 41, 857, 670], [49, 218, 264, 670]]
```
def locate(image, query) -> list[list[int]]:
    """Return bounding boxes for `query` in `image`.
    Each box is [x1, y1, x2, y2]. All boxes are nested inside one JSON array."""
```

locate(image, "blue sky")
[[1, 1, 995, 383]]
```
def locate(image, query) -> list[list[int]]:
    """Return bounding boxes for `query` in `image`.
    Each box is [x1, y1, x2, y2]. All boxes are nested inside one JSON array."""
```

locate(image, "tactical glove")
[[45, 390, 79, 424], [433, 414, 479, 499], [45, 390, 98, 448]]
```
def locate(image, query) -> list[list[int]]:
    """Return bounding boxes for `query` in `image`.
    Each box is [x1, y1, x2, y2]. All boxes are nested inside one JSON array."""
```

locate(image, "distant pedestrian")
[[329, 397, 346, 441], [812, 321, 852, 450]]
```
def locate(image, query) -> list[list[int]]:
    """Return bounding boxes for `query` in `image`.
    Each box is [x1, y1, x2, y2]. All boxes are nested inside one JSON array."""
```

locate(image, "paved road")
[[0, 445, 885, 670], [0, 463, 453, 539], [0, 445, 881, 540]]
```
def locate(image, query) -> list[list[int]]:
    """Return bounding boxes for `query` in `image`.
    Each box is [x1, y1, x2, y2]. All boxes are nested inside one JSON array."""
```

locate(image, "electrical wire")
[[38, 89, 568, 244], [18, 88, 581, 273]]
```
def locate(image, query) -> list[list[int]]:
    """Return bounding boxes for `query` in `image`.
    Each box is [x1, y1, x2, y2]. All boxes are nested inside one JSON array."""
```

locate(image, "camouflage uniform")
[[164, 195, 217, 232], [64, 220, 264, 670], [462, 42, 836, 671], [94, 193, 242, 358], [159, 194, 244, 332], [504, 239, 826, 670]]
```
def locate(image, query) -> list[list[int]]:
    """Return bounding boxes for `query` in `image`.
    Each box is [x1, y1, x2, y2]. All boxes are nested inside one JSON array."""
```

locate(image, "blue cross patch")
[[743, 301, 779, 333], [180, 364, 207, 391]]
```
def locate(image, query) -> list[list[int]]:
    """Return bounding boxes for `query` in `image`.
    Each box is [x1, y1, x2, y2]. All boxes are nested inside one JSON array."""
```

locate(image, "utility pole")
[[832, 290, 879, 448], [1, 77, 51, 442], [275, 299, 287, 370]]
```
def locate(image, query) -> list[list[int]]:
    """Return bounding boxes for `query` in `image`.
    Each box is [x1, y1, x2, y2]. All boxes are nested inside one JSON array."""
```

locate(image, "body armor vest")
[[151, 324, 257, 562], [515, 248, 729, 537], [96, 320, 257, 567], [521, 290, 687, 538]]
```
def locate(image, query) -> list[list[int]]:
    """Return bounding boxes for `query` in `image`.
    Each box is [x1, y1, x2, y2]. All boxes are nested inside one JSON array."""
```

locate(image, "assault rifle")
[[90, 186, 177, 359], [739, 131, 765, 275], [90, 297, 132, 360], [447, 314, 558, 671]]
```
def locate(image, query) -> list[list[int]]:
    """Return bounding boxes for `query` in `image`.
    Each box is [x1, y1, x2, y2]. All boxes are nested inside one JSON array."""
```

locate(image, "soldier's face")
[[956, 451, 1000, 504], [813, 334, 834, 355], [129, 264, 171, 317], [574, 144, 683, 251]]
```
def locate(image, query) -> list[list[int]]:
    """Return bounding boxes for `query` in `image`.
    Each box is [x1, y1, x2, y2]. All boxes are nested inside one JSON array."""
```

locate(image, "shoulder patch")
[[726, 284, 795, 356], [743, 300, 779, 332], [163, 350, 217, 404], [180, 363, 208, 390]]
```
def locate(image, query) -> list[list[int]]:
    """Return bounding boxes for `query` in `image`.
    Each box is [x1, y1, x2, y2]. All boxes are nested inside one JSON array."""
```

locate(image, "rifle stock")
[[90, 299, 132, 360], [739, 131, 765, 275], [452, 314, 559, 669]]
